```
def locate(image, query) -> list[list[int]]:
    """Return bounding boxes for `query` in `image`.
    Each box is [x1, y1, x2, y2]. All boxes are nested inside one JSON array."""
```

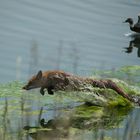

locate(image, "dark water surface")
[[0, 0, 140, 83]]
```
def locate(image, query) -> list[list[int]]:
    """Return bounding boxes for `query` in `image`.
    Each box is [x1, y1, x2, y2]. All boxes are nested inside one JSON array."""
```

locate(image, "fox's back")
[[42, 70, 71, 79]]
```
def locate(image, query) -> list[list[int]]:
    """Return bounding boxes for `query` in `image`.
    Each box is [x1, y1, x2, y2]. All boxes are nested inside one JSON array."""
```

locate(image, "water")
[[0, 1, 140, 139], [0, 0, 140, 83]]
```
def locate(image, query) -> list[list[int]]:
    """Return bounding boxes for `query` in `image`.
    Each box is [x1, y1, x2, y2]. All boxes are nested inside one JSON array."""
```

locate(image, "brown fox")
[[23, 70, 71, 95], [22, 70, 137, 104]]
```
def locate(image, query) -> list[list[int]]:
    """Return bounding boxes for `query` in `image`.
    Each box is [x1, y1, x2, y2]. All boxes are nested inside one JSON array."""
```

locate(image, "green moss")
[[107, 98, 132, 108], [71, 103, 132, 130], [74, 105, 103, 118]]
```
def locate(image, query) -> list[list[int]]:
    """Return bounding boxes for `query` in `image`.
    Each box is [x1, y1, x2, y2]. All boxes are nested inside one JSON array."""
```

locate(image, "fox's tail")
[[91, 79, 139, 105]]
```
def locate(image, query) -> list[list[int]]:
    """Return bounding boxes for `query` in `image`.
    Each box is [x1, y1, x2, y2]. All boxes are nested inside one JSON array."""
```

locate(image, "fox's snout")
[[22, 85, 29, 90], [22, 85, 33, 90], [22, 70, 43, 91], [22, 83, 40, 90]]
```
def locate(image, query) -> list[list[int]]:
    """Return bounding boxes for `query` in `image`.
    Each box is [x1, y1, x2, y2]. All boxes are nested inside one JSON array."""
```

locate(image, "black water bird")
[[124, 16, 140, 33]]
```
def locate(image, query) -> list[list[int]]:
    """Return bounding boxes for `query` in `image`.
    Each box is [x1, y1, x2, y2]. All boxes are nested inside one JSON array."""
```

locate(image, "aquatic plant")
[[0, 66, 140, 140]]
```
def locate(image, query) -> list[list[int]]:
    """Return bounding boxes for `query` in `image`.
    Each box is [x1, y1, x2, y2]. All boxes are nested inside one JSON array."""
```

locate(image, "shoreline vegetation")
[[0, 66, 140, 140]]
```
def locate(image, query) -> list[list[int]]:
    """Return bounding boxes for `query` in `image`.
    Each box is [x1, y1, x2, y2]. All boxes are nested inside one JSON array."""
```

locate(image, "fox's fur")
[[23, 70, 137, 104]]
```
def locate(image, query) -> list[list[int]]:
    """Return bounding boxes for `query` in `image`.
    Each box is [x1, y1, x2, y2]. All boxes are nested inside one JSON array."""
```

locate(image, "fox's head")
[[23, 70, 43, 90]]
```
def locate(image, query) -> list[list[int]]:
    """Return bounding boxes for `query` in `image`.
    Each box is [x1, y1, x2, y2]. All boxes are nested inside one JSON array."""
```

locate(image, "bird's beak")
[[123, 19, 128, 23]]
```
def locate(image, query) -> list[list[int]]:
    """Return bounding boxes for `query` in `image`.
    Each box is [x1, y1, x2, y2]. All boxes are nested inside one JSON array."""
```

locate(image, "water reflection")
[[124, 33, 140, 57], [24, 105, 132, 140]]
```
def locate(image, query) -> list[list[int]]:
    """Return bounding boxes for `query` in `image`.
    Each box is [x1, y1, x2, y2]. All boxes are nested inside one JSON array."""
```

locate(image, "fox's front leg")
[[47, 86, 54, 95], [40, 86, 54, 95], [40, 87, 45, 96]]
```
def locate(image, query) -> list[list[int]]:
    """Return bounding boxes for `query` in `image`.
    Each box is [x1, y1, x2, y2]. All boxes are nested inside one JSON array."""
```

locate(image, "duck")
[[124, 15, 140, 33]]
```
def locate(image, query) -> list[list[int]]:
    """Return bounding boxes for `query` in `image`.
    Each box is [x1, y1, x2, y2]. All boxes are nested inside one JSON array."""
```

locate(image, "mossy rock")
[[57, 78, 140, 107]]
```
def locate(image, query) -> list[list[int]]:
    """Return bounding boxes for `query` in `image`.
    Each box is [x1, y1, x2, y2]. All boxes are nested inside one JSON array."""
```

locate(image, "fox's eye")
[[28, 81, 33, 85]]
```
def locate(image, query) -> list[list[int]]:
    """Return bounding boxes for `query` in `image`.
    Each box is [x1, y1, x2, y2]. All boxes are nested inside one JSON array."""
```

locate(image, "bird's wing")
[[134, 16, 140, 28]]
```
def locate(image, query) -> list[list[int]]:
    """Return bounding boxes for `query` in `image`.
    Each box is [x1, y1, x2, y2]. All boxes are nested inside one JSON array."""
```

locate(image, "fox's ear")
[[36, 70, 42, 80]]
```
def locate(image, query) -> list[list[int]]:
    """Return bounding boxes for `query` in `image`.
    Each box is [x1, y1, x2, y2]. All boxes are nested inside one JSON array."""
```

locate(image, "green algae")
[[71, 104, 132, 130], [0, 66, 140, 140]]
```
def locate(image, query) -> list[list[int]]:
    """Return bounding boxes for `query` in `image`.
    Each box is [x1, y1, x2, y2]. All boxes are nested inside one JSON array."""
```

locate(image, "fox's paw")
[[48, 90, 54, 95], [40, 88, 45, 96], [47, 86, 54, 95]]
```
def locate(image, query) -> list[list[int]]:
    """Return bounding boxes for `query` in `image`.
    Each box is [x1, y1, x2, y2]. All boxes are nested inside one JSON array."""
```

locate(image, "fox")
[[22, 70, 138, 104], [23, 70, 71, 95]]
